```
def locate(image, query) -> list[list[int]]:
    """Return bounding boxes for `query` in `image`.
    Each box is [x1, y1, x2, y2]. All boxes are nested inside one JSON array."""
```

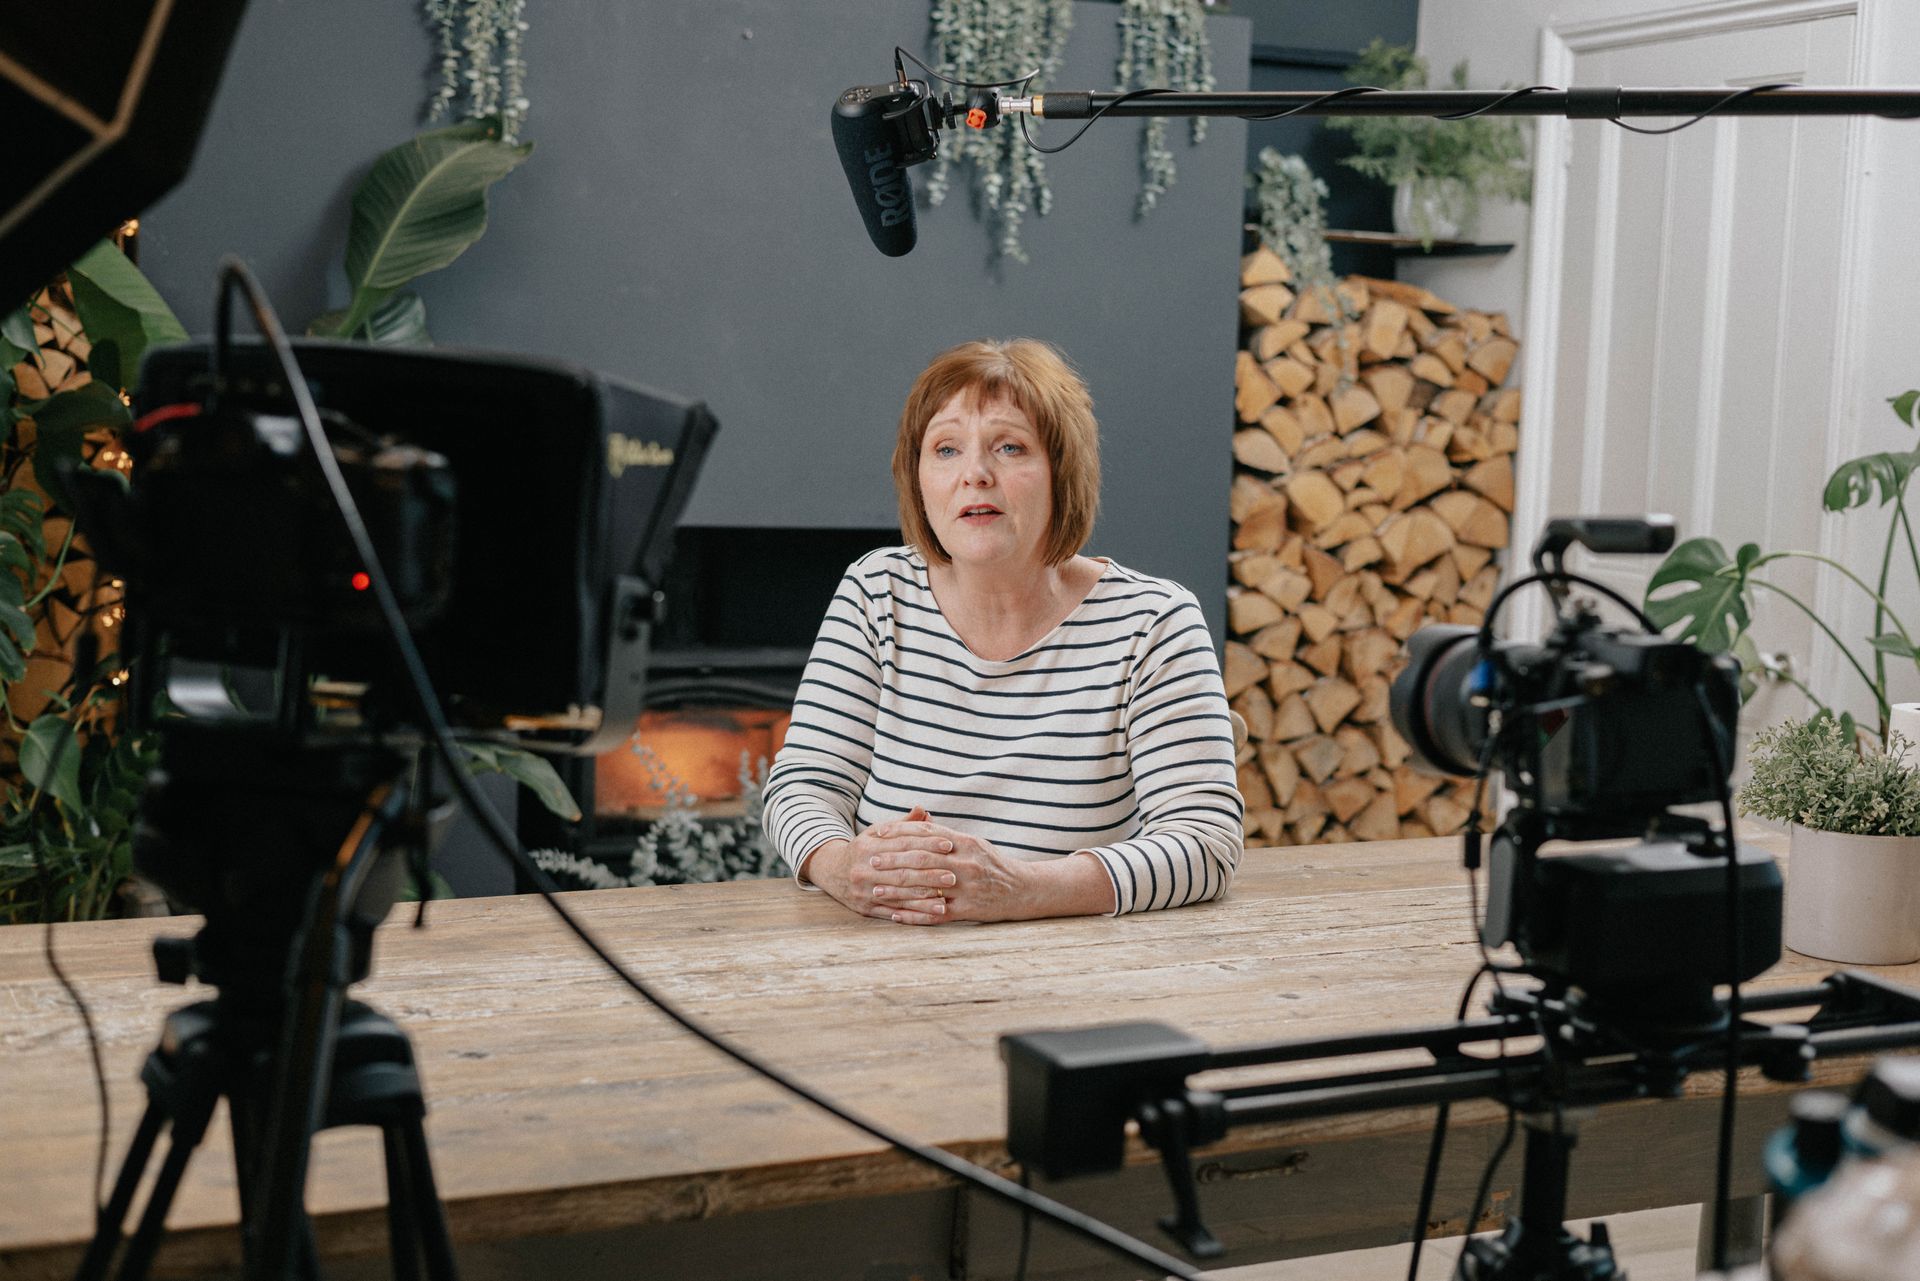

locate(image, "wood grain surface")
[[2, 831, 1912, 1279]]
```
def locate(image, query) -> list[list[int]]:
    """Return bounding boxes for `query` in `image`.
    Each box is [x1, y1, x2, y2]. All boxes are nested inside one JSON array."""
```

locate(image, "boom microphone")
[[831, 83, 940, 257]]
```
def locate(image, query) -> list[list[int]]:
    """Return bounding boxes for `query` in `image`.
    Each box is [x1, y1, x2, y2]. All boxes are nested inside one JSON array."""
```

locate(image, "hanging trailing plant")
[[1117, 0, 1215, 217], [927, 0, 1074, 262], [1248, 148, 1335, 291], [423, 0, 530, 143]]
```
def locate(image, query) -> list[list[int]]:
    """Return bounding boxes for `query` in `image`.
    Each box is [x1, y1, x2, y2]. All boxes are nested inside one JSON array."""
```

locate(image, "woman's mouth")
[[959, 505, 1002, 524]]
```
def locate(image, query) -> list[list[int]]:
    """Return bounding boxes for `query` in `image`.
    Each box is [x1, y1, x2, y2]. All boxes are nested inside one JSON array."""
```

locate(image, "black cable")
[[1016, 1165, 1035, 1281], [1018, 87, 1181, 154], [1405, 962, 1496, 1281], [210, 259, 1207, 1281], [1609, 83, 1798, 135], [1436, 87, 1555, 121], [1694, 682, 1743, 1274], [893, 45, 1041, 94]]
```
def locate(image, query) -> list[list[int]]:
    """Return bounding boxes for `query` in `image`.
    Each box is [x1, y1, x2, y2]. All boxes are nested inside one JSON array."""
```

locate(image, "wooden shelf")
[[1325, 229, 1515, 257]]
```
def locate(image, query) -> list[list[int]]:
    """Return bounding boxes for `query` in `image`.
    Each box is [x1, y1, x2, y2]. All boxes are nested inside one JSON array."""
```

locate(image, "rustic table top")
[[2, 830, 1910, 1275]]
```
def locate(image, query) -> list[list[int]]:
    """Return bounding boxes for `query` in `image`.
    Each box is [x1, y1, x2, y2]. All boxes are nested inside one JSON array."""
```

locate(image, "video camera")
[[1388, 516, 1779, 1039]]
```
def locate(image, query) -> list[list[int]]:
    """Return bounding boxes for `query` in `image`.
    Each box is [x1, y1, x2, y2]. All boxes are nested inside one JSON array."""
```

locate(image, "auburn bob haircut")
[[892, 339, 1101, 567]]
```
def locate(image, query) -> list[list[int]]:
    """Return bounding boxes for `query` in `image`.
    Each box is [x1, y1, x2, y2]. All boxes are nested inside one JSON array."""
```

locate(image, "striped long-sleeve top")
[[761, 547, 1244, 914]]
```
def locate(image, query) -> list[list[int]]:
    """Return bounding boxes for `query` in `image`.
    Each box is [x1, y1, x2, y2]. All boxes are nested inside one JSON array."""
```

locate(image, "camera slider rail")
[[1000, 971, 1920, 1259]]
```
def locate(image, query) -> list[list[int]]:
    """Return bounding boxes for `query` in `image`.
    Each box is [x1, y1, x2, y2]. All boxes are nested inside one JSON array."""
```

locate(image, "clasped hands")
[[805, 807, 1039, 925]]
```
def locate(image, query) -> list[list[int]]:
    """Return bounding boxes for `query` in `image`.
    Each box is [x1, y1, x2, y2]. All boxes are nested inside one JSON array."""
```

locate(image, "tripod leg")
[[396, 1117, 459, 1281], [383, 1125, 422, 1281], [116, 1123, 209, 1281], [74, 1104, 168, 1281]]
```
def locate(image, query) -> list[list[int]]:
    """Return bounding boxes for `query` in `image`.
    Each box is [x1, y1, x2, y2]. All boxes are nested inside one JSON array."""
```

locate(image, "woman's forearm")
[[1017, 852, 1117, 919]]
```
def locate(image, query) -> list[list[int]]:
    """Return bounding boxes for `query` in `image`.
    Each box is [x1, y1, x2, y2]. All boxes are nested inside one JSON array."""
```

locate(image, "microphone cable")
[[213, 258, 1211, 1281]]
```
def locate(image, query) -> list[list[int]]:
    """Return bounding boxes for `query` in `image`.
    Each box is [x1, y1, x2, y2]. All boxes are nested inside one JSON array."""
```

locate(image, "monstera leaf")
[[1823, 449, 1920, 512], [323, 119, 532, 339], [1645, 537, 1759, 654]]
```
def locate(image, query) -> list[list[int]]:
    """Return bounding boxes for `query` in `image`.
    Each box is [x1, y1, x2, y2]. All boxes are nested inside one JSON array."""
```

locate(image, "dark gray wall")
[[141, 1, 1250, 642]]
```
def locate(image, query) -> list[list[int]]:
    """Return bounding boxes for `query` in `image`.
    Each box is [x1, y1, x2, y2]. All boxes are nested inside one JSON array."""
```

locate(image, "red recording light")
[[350, 571, 372, 592], [965, 107, 987, 129]]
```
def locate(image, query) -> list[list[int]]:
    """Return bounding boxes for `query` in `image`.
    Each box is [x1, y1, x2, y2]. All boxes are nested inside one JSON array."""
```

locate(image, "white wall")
[[1406, 0, 1920, 733]]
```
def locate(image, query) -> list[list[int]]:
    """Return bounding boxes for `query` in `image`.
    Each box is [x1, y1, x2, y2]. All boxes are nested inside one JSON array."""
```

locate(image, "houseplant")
[[1646, 387, 1920, 745], [1741, 714, 1920, 963], [1325, 40, 1532, 248]]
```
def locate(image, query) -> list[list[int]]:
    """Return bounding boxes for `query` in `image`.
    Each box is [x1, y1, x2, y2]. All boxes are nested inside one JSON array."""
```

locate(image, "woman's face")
[[918, 389, 1053, 574]]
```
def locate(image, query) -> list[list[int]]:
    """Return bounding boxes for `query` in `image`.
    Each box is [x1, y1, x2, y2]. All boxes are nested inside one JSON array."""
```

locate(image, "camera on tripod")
[[1388, 515, 1781, 1039]]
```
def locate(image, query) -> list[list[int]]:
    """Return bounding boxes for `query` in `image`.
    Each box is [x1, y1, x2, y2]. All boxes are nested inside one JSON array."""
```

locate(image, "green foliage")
[[1647, 389, 1920, 741], [459, 740, 581, 821], [1326, 40, 1531, 247], [928, 0, 1074, 263], [422, 0, 530, 143], [1117, 0, 1215, 218], [313, 118, 532, 341], [65, 241, 189, 389], [1248, 149, 1336, 290], [1741, 714, 1920, 836]]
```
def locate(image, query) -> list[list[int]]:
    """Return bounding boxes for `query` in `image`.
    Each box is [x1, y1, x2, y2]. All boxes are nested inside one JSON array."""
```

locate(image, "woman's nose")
[[963, 450, 994, 484]]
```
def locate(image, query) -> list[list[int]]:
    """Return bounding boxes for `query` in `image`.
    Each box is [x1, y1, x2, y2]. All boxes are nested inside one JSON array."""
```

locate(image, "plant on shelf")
[[1248, 148, 1336, 291], [927, 0, 1074, 263], [1740, 713, 1920, 964], [1645, 387, 1920, 747], [0, 237, 179, 923], [1325, 40, 1531, 249], [1117, 0, 1215, 218]]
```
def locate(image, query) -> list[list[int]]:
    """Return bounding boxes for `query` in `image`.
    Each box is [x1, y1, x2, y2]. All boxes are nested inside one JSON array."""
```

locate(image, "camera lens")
[[1389, 624, 1492, 777]]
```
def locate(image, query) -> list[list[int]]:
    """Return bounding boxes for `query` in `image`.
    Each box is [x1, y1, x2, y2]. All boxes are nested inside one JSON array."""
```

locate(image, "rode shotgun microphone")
[[831, 82, 945, 256]]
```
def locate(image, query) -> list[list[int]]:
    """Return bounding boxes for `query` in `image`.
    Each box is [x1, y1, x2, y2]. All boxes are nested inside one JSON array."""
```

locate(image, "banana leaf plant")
[[1645, 389, 1920, 745], [310, 117, 532, 344]]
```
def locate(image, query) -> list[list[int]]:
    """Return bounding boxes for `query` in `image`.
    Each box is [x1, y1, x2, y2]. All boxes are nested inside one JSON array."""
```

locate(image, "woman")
[[761, 339, 1242, 923]]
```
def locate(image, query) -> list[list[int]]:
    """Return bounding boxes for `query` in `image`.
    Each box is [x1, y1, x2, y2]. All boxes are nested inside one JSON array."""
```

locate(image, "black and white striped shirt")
[[762, 547, 1244, 914]]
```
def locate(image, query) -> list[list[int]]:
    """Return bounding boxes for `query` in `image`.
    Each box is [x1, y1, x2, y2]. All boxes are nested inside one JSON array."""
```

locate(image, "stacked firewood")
[[1226, 246, 1520, 846]]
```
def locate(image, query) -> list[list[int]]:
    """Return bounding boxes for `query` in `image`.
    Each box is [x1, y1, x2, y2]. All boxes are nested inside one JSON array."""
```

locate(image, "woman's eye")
[[998, 442, 1026, 456], [933, 444, 958, 458]]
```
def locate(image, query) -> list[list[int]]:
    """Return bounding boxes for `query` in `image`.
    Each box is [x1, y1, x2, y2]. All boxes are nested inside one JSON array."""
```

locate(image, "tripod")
[[74, 727, 460, 1281], [1457, 1112, 1621, 1281]]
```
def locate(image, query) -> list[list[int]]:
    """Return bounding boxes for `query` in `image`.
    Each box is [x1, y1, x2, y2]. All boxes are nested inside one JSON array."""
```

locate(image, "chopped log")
[[1324, 776, 1376, 823], [1323, 575, 1362, 619], [1305, 677, 1362, 733], [1447, 424, 1494, 463], [1426, 793, 1472, 835], [1265, 356, 1316, 398], [1232, 684, 1275, 742], [1427, 330, 1470, 374], [1460, 564, 1500, 612], [1381, 406, 1419, 445], [1343, 628, 1399, 684], [1291, 284, 1339, 325], [1408, 352, 1455, 387], [1228, 587, 1286, 634], [1377, 508, 1455, 574], [1224, 506, 1276, 554], [1401, 819, 1435, 840], [1223, 641, 1266, 699], [1240, 245, 1293, 287], [1233, 429, 1289, 474], [1330, 382, 1382, 434], [1238, 761, 1274, 810], [1364, 364, 1415, 414], [1253, 564, 1312, 611], [1298, 603, 1340, 644], [1343, 428, 1390, 458], [1235, 361, 1281, 423], [1429, 555, 1462, 608], [1285, 471, 1347, 531], [1251, 319, 1312, 360], [1294, 735, 1345, 785], [1405, 305, 1437, 340], [1354, 674, 1390, 723], [1362, 447, 1405, 499], [1452, 543, 1493, 579], [1266, 662, 1315, 701], [1292, 813, 1329, 844], [1467, 335, 1519, 385], [1241, 283, 1296, 328], [1489, 419, 1520, 454], [1277, 534, 1307, 569], [1334, 724, 1382, 775], [1342, 536, 1384, 572], [1363, 299, 1409, 360], [1272, 693, 1316, 741], [1231, 474, 1280, 523], [1373, 721, 1412, 769], [1302, 544, 1345, 599], [1449, 604, 1486, 627], [1299, 634, 1344, 677], [1464, 454, 1514, 512], [1455, 369, 1490, 397], [1294, 394, 1336, 439], [1250, 616, 1303, 662], [1394, 766, 1445, 816], [1296, 435, 1347, 472], [1348, 275, 1454, 314], [1350, 793, 1401, 842], [1337, 278, 1371, 315], [1393, 445, 1453, 509], [1483, 387, 1522, 423], [1310, 511, 1374, 551], [1428, 490, 1481, 537], [1259, 743, 1301, 807], [1259, 404, 1305, 455], [1329, 459, 1367, 492], [1429, 387, 1477, 425], [1457, 496, 1509, 549]]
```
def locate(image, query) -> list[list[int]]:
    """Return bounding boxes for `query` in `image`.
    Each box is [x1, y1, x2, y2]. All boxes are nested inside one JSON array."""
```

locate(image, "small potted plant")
[[1325, 40, 1532, 248], [1741, 713, 1920, 964]]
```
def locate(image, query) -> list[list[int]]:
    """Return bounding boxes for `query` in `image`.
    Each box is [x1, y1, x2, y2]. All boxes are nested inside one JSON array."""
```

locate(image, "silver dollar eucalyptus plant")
[[927, 0, 1074, 262], [423, 0, 531, 143], [1117, 0, 1215, 217], [1249, 148, 1336, 290]]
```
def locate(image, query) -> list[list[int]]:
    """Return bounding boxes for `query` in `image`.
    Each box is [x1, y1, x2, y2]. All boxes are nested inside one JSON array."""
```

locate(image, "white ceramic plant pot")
[[1785, 825, 1920, 965], [1392, 179, 1467, 243]]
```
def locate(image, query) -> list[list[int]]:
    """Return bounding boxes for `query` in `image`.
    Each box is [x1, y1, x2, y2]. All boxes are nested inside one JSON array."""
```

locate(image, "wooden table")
[[3, 833, 1914, 1281]]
